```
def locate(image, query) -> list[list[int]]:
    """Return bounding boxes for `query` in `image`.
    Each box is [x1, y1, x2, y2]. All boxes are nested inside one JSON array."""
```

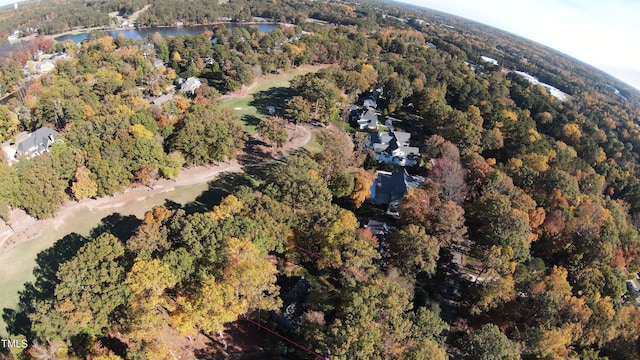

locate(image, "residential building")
[[350, 107, 378, 130], [368, 169, 424, 216], [178, 77, 202, 95], [15, 127, 59, 158], [368, 130, 420, 166]]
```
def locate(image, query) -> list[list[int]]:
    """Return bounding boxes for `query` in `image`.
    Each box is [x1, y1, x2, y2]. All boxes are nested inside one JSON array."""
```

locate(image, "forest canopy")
[[1, 0, 640, 359]]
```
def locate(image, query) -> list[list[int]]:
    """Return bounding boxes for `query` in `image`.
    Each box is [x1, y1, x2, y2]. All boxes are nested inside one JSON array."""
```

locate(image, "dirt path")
[[0, 125, 311, 251]]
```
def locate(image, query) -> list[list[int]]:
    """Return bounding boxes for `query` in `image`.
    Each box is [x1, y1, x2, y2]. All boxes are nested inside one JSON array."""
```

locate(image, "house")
[[7, 30, 20, 42], [178, 77, 202, 95], [276, 276, 310, 331], [366, 220, 396, 238], [120, 20, 135, 28], [349, 106, 378, 130], [36, 59, 55, 73], [15, 127, 59, 158], [153, 59, 164, 68], [361, 87, 383, 108], [365, 220, 396, 263], [368, 130, 420, 166], [368, 169, 424, 216]]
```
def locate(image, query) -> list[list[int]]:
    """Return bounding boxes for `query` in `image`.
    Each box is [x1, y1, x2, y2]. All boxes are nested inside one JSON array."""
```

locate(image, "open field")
[[221, 65, 331, 134], [0, 180, 212, 337]]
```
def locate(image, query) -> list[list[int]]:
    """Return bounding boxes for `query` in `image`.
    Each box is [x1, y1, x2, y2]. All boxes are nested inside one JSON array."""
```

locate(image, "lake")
[[54, 23, 280, 43]]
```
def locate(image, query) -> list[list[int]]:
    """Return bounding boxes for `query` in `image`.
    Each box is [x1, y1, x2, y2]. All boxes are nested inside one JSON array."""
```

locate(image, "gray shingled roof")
[[16, 127, 58, 157], [370, 130, 418, 157], [370, 170, 424, 205]]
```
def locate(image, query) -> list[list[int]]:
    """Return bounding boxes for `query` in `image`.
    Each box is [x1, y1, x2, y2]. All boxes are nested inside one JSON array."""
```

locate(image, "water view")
[[54, 23, 280, 43]]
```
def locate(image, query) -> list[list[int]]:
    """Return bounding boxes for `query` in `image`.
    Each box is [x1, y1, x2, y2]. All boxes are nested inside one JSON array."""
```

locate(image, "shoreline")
[[18, 20, 284, 43]]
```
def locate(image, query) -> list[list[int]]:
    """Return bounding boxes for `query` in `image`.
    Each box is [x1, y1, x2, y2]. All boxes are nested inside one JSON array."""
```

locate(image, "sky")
[[0, 0, 17, 8], [398, 0, 640, 91]]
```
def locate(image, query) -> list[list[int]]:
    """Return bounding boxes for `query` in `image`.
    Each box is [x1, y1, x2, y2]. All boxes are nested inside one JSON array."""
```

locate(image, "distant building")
[[120, 20, 135, 28], [368, 130, 419, 166], [368, 170, 424, 217], [153, 59, 165, 68], [178, 77, 202, 95], [16, 127, 59, 158], [36, 59, 55, 73]]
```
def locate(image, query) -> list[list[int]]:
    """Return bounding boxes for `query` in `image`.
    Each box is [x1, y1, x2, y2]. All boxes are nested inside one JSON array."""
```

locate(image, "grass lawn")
[[303, 131, 323, 153], [330, 118, 356, 133], [222, 67, 325, 134], [0, 181, 211, 337]]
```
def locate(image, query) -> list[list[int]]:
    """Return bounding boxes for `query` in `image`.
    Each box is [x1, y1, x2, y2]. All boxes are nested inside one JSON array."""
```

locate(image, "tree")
[[41, 233, 127, 338], [0, 162, 19, 220], [314, 128, 356, 184], [468, 193, 532, 262], [171, 103, 244, 165], [126, 206, 172, 256], [285, 95, 312, 124], [160, 150, 185, 179], [384, 74, 412, 112], [28, 339, 68, 360], [71, 166, 98, 200], [440, 109, 483, 157], [350, 171, 374, 208], [124, 258, 177, 356], [290, 75, 340, 121], [211, 194, 243, 221], [433, 201, 468, 249], [408, 338, 448, 360], [0, 105, 19, 142], [430, 156, 468, 204], [397, 182, 441, 227], [299, 206, 380, 273], [390, 224, 440, 277], [16, 155, 68, 219], [263, 153, 332, 210], [191, 238, 281, 348], [459, 323, 521, 360], [472, 276, 516, 315], [257, 116, 288, 148]]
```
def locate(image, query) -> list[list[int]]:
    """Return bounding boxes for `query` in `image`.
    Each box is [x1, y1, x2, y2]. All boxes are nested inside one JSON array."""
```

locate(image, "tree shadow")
[[248, 86, 295, 118], [3, 232, 89, 336], [237, 136, 273, 165], [184, 172, 256, 214], [242, 114, 262, 128], [89, 213, 142, 242], [163, 199, 183, 211]]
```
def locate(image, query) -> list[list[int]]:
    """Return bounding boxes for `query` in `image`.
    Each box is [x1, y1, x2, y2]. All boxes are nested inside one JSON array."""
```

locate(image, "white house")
[[368, 130, 419, 166], [179, 77, 202, 95]]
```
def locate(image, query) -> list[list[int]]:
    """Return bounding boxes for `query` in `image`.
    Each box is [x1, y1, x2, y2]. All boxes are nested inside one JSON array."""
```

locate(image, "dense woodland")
[[2, 0, 640, 359]]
